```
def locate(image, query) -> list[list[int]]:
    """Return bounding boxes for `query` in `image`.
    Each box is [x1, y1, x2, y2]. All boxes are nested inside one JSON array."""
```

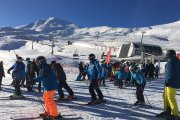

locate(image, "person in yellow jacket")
[[156, 50, 180, 120]]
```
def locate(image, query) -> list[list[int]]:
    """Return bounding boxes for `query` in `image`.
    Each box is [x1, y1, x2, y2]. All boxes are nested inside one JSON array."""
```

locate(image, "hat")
[[36, 56, 46, 61], [89, 54, 95, 60], [17, 57, 23, 60], [165, 49, 176, 59]]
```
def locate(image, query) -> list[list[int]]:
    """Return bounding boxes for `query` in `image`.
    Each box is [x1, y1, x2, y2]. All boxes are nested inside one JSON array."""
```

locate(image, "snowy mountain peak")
[[16, 17, 79, 33]]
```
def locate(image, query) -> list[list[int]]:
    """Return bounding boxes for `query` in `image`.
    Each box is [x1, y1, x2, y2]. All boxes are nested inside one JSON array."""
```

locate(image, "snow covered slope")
[[0, 41, 180, 120], [0, 17, 180, 50]]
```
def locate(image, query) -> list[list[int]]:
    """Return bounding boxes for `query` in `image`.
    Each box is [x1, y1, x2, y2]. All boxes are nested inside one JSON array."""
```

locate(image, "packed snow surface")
[[0, 40, 180, 120]]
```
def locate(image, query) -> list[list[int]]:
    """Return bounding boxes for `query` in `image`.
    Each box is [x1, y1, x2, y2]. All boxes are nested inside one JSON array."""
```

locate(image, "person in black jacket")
[[51, 61, 75, 100], [76, 61, 84, 81], [0, 61, 5, 90]]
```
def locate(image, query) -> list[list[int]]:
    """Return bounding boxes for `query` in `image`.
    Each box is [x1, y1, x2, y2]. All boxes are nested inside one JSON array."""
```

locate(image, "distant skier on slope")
[[7, 57, 26, 98], [156, 50, 180, 120], [87, 54, 105, 104], [129, 64, 146, 106], [33, 56, 62, 119]]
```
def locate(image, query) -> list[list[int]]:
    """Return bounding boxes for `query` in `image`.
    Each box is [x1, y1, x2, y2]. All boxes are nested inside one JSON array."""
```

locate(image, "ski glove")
[[165, 82, 169, 86], [7, 69, 11, 74]]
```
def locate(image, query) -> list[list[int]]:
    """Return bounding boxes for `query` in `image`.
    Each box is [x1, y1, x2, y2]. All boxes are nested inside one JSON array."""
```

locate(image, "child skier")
[[33, 56, 62, 119], [129, 64, 146, 105]]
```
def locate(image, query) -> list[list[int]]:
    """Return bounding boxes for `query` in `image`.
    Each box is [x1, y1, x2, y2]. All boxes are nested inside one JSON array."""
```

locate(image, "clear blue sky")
[[0, 0, 180, 28]]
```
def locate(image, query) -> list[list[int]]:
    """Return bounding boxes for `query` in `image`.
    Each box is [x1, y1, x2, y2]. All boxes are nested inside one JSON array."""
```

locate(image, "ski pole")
[[143, 89, 153, 108], [102, 85, 117, 104], [35, 92, 46, 112]]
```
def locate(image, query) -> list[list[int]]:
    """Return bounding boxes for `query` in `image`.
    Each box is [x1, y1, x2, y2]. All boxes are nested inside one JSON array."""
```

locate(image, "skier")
[[100, 59, 107, 86], [129, 64, 146, 106], [124, 62, 131, 86], [32, 58, 41, 92], [51, 61, 76, 101], [149, 62, 155, 80], [0, 61, 5, 90], [87, 54, 104, 104], [119, 63, 126, 88], [76, 61, 84, 81], [156, 50, 180, 120], [33, 56, 62, 119], [155, 65, 160, 79], [26, 58, 34, 92], [7, 57, 26, 98]]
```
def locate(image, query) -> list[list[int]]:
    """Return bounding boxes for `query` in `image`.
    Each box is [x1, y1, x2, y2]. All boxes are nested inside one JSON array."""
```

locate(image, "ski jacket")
[[87, 59, 102, 81], [101, 63, 107, 78], [124, 66, 131, 79], [130, 68, 146, 86], [9, 61, 26, 80], [115, 67, 126, 80], [165, 56, 180, 89], [34, 60, 58, 91], [53, 63, 66, 81]]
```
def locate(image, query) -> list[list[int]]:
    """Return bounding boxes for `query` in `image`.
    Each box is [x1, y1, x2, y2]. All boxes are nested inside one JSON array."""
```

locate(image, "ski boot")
[[45, 114, 63, 120], [88, 100, 98, 105], [156, 107, 171, 118], [97, 99, 106, 104], [165, 115, 179, 120], [67, 95, 77, 100], [39, 112, 49, 117], [133, 101, 140, 106]]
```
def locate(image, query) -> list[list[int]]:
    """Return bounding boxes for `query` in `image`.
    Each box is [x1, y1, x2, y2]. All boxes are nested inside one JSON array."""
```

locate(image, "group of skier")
[[0, 49, 179, 120]]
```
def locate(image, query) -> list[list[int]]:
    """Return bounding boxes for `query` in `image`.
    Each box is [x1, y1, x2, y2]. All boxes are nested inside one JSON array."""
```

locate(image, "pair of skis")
[[77, 99, 106, 106], [0, 96, 26, 100]]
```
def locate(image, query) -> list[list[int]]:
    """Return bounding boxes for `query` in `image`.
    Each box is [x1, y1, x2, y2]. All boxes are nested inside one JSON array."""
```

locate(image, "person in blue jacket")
[[87, 54, 104, 104], [7, 57, 26, 97], [100, 60, 107, 86], [156, 50, 180, 120], [129, 64, 146, 106], [33, 56, 61, 119]]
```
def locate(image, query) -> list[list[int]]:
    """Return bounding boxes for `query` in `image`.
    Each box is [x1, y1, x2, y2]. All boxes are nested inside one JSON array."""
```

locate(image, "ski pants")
[[136, 84, 145, 102], [76, 72, 82, 80], [14, 79, 21, 95], [89, 80, 103, 101], [58, 80, 74, 98], [43, 90, 58, 117], [38, 81, 41, 92], [163, 86, 179, 116], [0, 76, 3, 88], [155, 71, 159, 79]]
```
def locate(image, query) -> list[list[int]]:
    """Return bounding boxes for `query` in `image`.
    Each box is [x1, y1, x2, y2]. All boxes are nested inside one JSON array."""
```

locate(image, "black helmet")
[[26, 58, 30, 61], [165, 50, 176, 59], [36, 56, 46, 62], [89, 54, 95, 60], [51, 60, 56, 65]]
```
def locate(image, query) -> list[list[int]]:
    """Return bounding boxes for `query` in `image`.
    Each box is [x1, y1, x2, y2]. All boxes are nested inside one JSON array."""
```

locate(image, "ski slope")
[[0, 39, 180, 120]]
